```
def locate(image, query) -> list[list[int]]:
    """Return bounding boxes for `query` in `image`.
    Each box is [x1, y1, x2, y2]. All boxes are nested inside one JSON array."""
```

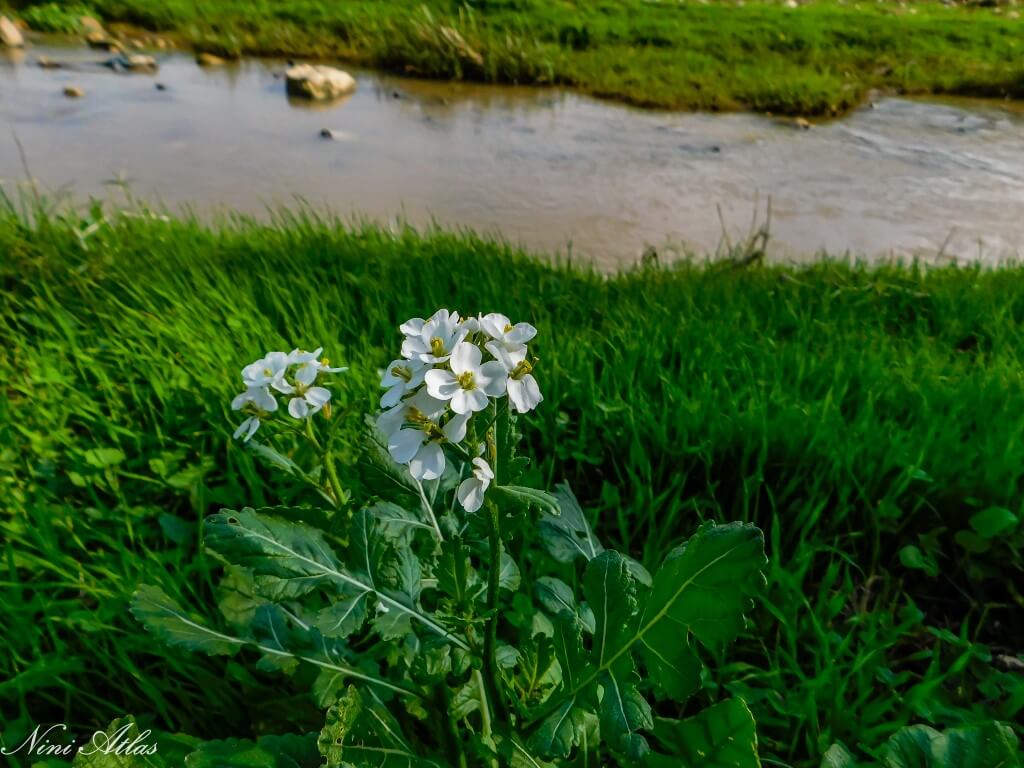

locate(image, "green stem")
[[482, 499, 510, 724], [438, 685, 468, 768], [323, 447, 346, 508], [472, 669, 499, 768]]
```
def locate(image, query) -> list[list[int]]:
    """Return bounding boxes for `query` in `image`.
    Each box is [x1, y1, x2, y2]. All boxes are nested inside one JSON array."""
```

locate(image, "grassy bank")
[[6, 0, 1024, 115], [1, 207, 1023, 765]]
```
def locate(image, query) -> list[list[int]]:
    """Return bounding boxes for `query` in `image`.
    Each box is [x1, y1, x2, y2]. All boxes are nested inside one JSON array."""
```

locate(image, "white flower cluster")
[[376, 309, 542, 513], [231, 347, 346, 441]]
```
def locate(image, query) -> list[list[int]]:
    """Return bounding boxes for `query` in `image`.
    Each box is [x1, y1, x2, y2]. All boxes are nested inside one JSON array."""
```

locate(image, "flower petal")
[[442, 411, 470, 444], [410, 442, 445, 481], [305, 386, 331, 408], [449, 341, 481, 375], [288, 397, 309, 419], [505, 323, 537, 345], [424, 369, 460, 400], [457, 477, 486, 513], [388, 427, 424, 464], [477, 361, 509, 396]]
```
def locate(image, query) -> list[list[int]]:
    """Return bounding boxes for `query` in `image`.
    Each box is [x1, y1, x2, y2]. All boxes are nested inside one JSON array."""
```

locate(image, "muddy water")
[[2, 45, 1024, 267]]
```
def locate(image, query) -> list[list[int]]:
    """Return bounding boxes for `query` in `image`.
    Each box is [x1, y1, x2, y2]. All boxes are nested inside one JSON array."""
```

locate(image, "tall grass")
[[1, 206, 1022, 764], [6, 0, 1024, 114]]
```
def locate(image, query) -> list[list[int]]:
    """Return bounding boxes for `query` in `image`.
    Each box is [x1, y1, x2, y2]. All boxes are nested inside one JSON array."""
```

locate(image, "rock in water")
[[106, 53, 158, 73], [285, 64, 356, 100], [1, 16, 24, 47], [196, 52, 226, 67], [63, 86, 84, 98]]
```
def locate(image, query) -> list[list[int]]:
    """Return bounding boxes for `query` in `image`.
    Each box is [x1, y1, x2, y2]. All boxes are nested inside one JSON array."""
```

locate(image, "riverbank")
[[4, 0, 1024, 115], [1, 207, 1021, 765]]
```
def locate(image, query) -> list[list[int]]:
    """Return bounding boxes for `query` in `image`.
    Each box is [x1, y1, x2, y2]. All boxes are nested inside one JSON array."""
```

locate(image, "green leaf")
[[499, 551, 522, 592], [205, 508, 467, 650], [531, 698, 589, 759], [184, 734, 321, 768], [531, 522, 765, 740], [131, 585, 244, 656], [370, 502, 432, 547], [968, 507, 1019, 539], [638, 620, 702, 701], [535, 577, 594, 633], [492, 485, 560, 517], [899, 545, 938, 578], [646, 699, 759, 767], [538, 484, 604, 563], [644, 521, 766, 650], [315, 592, 369, 639], [316, 686, 442, 768], [584, 552, 639, 675], [820, 743, 859, 768], [318, 688, 362, 768], [599, 668, 652, 761], [435, 537, 478, 605], [883, 722, 1020, 768]]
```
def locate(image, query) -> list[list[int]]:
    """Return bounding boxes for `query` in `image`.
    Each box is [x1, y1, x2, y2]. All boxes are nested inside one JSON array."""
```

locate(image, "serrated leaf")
[[535, 577, 594, 633], [531, 697, 589, 759], [315, 686, 443, 768], [204, 508, 467, 649], [883, 722, 1020, 768], [318, 688, 362, 768], [599, 668, 652, 760], [131, 585, 244, 656], [646, 699, 759, 767]]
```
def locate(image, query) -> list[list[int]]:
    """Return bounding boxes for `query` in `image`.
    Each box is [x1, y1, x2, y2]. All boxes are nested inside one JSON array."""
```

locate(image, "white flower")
[[231, 385, 279, 442], [242, 351, 294, 394], [401, 309, 467, 364], [486, 341, 543, 414], [289, 347, 347, 386], [479, 313, 537, 353], [380, 358, 428, 409], [457, 457, 494, 513], [424, 341, 507, 414], [287, 386, 332, 419], [378, 390, 469, 480]]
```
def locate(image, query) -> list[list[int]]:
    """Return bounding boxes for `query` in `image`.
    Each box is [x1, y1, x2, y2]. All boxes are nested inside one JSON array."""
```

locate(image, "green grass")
[[6, 0, 1024, 115], [1, 205, 1022, 765]]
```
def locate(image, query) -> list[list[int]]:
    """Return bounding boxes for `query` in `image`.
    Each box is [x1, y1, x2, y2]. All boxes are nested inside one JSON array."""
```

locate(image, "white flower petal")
[[457, 477, 486, 513], [244, 416, 260, 441], [442, 412, 470, 444], [509, 375, 543, 413], [288, 397, 309, 419], [506, 323, 537, 345], [411, 442, 445, 481], [471, 457, 494, 483], [388, 427, 424, 464], [478, 361, 508, 396], [380, 384, 404, 409], [305, 386, 331, 408], [449, 341, 481, 375], [400, 317, 425, 337], [424, 369, 460, 400], [295, 363, 317, 386]]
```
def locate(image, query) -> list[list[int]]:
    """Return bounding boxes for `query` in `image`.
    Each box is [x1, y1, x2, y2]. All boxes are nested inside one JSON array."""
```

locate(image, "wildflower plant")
[[133, 309, 768, 767]]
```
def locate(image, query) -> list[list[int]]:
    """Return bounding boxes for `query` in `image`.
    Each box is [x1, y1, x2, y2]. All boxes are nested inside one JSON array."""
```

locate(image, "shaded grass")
[[1, 206, 1022, 764], [6, 0, 1024, 114]]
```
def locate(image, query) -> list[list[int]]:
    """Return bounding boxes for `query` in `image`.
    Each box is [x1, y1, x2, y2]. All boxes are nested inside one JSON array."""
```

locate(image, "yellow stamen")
[[391, 364, 412, 382], [457, 371, 476, 390], [430, 337, 446, 357], [511, 359, 533, 380], [503, 323, 513, 333]]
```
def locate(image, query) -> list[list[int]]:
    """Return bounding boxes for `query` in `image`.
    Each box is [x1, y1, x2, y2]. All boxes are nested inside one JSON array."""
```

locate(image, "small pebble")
[[155, 82, 167, 91], [63, 86, 84, 98]]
